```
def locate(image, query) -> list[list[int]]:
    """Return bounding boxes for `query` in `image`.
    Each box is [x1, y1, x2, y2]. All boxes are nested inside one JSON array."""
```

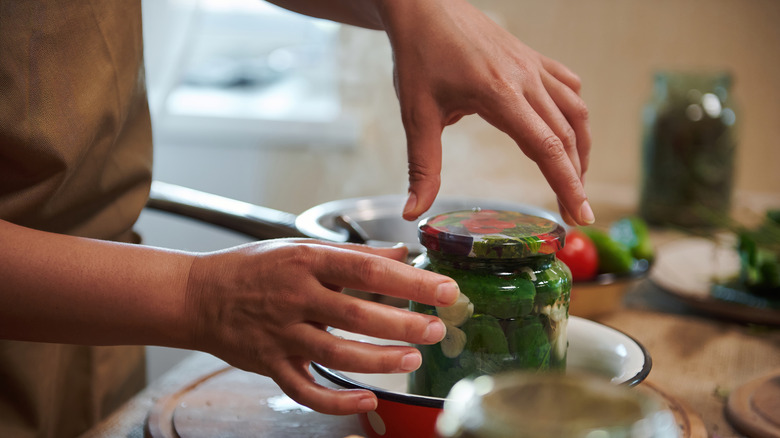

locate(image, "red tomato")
[[557, 228, 599, 281]]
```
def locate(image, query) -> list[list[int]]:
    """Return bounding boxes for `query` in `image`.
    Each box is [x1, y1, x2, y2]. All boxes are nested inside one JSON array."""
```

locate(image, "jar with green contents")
[[638, 71, 737, 228], [409, 209, 571, 398]]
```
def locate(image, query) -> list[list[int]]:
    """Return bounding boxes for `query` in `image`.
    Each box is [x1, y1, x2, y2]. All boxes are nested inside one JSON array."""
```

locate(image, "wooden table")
[[80, 277, 780, 438], [600, 286, 780, 438]]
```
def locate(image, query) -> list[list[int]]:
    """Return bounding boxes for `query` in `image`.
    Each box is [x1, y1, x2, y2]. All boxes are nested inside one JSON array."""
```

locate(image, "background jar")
[[408, 210, 571, 398], [638, 71, 737, 228]]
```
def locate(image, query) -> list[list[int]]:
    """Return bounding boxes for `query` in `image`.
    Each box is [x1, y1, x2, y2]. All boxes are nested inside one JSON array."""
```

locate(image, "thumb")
[[402, 110, 444, 221]]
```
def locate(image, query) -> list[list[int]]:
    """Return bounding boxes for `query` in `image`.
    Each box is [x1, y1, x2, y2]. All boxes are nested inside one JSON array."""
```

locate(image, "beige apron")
[[0, 2, 152, 437]]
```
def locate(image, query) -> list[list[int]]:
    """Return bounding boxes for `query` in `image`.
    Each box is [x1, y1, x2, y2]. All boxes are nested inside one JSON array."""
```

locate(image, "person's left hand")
[[378, 0, 593, 226], [183, 238, 459, 415]]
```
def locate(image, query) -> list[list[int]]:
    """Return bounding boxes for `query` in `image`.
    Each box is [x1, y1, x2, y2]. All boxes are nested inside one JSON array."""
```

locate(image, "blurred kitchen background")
[[137, 0, 780, 381]]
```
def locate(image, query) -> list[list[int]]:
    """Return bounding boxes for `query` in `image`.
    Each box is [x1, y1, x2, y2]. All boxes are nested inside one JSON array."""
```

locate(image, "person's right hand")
[[183, 238, 460, 415], [378, 0, 593, 226]]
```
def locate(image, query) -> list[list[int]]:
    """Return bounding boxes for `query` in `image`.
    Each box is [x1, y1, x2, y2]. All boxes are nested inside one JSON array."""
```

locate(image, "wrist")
[[180, 251, 236, 355], [374, 0, 446, 37], [182, 253, 212, 352]]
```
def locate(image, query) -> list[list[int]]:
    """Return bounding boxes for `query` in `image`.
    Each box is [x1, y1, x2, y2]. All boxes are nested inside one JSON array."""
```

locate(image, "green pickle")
[[506, 318, 551, 369], [581, 227, 634, 274], [409, 210, 571, 398]]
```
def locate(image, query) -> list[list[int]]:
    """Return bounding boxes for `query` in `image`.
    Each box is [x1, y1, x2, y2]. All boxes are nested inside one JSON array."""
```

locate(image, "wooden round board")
[[145, 366, 363, 438], [146, 366, 706, 438], [641, 381, 708, 438], [726, 368, 780, 438]]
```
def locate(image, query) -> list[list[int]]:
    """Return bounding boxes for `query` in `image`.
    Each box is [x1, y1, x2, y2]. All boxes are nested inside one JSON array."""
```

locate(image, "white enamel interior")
[[327, 316, 647, 395]]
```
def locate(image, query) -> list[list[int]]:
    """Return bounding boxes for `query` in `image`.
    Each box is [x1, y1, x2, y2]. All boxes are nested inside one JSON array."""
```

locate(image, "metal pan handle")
[[145, 181, 306, 240]]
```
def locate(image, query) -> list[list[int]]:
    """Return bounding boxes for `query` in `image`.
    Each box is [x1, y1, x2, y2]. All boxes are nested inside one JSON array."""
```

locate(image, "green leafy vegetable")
[[736, 210, 780, 298]]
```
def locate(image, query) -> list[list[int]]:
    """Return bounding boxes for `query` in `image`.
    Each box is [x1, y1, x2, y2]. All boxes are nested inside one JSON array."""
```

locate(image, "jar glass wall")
[[408, 210, 571, 398]]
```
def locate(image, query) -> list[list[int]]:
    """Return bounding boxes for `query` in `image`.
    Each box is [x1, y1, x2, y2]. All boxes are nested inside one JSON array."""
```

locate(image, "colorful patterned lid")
[[418, 209, 566, 259]]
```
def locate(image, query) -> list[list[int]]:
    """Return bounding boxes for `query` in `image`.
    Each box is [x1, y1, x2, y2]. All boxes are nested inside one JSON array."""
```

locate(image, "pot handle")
[[146, 181, 307, 240]]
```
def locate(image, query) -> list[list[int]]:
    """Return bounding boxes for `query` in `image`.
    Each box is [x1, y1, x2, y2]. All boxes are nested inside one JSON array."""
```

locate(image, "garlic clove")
[[436, 292, 474, 327], [440, 324, 467, 358]]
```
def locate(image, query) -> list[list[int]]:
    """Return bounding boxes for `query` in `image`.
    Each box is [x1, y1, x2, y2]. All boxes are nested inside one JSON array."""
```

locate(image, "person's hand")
[[183, 239, 459, 415], [378, 0, 593, 226]]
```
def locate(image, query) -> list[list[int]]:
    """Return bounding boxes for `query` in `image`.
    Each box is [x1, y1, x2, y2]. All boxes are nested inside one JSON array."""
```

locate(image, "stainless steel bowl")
[[147, 182, 561, 256], [295, 193, 561, 257]]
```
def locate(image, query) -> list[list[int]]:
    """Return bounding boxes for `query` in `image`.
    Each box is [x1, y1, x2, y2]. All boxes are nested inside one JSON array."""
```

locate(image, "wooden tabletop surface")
[[81, 229, 780, 438]]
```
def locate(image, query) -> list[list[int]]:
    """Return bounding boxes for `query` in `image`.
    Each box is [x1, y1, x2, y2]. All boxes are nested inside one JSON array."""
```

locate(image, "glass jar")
[[408, 210, 571, 398], [638, 71, 738, 228], [436, 372, 679, 438]]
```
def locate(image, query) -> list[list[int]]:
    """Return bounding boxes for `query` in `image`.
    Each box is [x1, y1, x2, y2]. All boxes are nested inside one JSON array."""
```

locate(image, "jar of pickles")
[[409, 209, 571, 398]]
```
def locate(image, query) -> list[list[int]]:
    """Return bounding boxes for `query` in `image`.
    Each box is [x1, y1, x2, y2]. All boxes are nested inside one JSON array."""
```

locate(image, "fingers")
[[541, 56, 582, 95], [540, 70, 592, 226], [557, 198, 576, 227], [273, 324, 432, 415], [525, 82, 582, 180], [400, 100, 444, 221], [306, 244, 460, 306], [272, 358, 378, 415], [484, 96, 593, 225], [290, 324, 427, 373], [255, 240, 456, 333], [541, 71, 592, 178], [303, 289, 447, 344], [287, 239, 410, 263], [540, 71, 592, 226], [396, 70, 593, 225]]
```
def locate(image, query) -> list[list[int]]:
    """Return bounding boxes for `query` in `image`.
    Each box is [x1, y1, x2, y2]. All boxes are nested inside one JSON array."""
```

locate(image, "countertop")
[[81, 229, 780, 438]]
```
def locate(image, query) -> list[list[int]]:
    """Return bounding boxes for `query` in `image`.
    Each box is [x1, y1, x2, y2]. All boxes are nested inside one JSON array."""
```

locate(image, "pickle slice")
[[506, 318, 551, 369], [533, 262, 569, 308], [429, 362, 471, 398], [474, 278, 535, 319], [462, 315, 509, 355]]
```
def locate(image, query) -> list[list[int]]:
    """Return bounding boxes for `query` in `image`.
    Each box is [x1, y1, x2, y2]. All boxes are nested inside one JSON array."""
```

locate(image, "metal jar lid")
[[418, 209, 566, 259]]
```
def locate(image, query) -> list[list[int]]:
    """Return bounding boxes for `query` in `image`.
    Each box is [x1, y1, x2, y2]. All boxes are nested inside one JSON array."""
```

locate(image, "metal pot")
[[146, 181, 560, 259], [147, 181, 561, 305]]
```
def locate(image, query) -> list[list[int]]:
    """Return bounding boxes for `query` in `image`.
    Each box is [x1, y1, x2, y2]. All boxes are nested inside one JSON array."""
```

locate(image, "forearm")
[[0, 219, 195, 348], [263, 0, 384, 30], [263, 0, 433, 31]]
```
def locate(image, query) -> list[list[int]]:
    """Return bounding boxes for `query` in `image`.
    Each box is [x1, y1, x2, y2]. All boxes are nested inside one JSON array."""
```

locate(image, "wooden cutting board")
[[643, 381, 708, 438], [146, 366, 364, 438], [726, 368, 780, 438], [146, 366, 705, 438]]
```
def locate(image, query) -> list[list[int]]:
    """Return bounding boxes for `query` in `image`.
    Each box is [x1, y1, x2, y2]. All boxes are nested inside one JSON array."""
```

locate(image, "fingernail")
[[391, 242, 406, 249], [580, 200, 595, 225], [357, 396, 377, 412], [400, 352, 422, 371], [423, 320, 446, 343], [436, 281, 459, 305], [403, 192, 418, 218]]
